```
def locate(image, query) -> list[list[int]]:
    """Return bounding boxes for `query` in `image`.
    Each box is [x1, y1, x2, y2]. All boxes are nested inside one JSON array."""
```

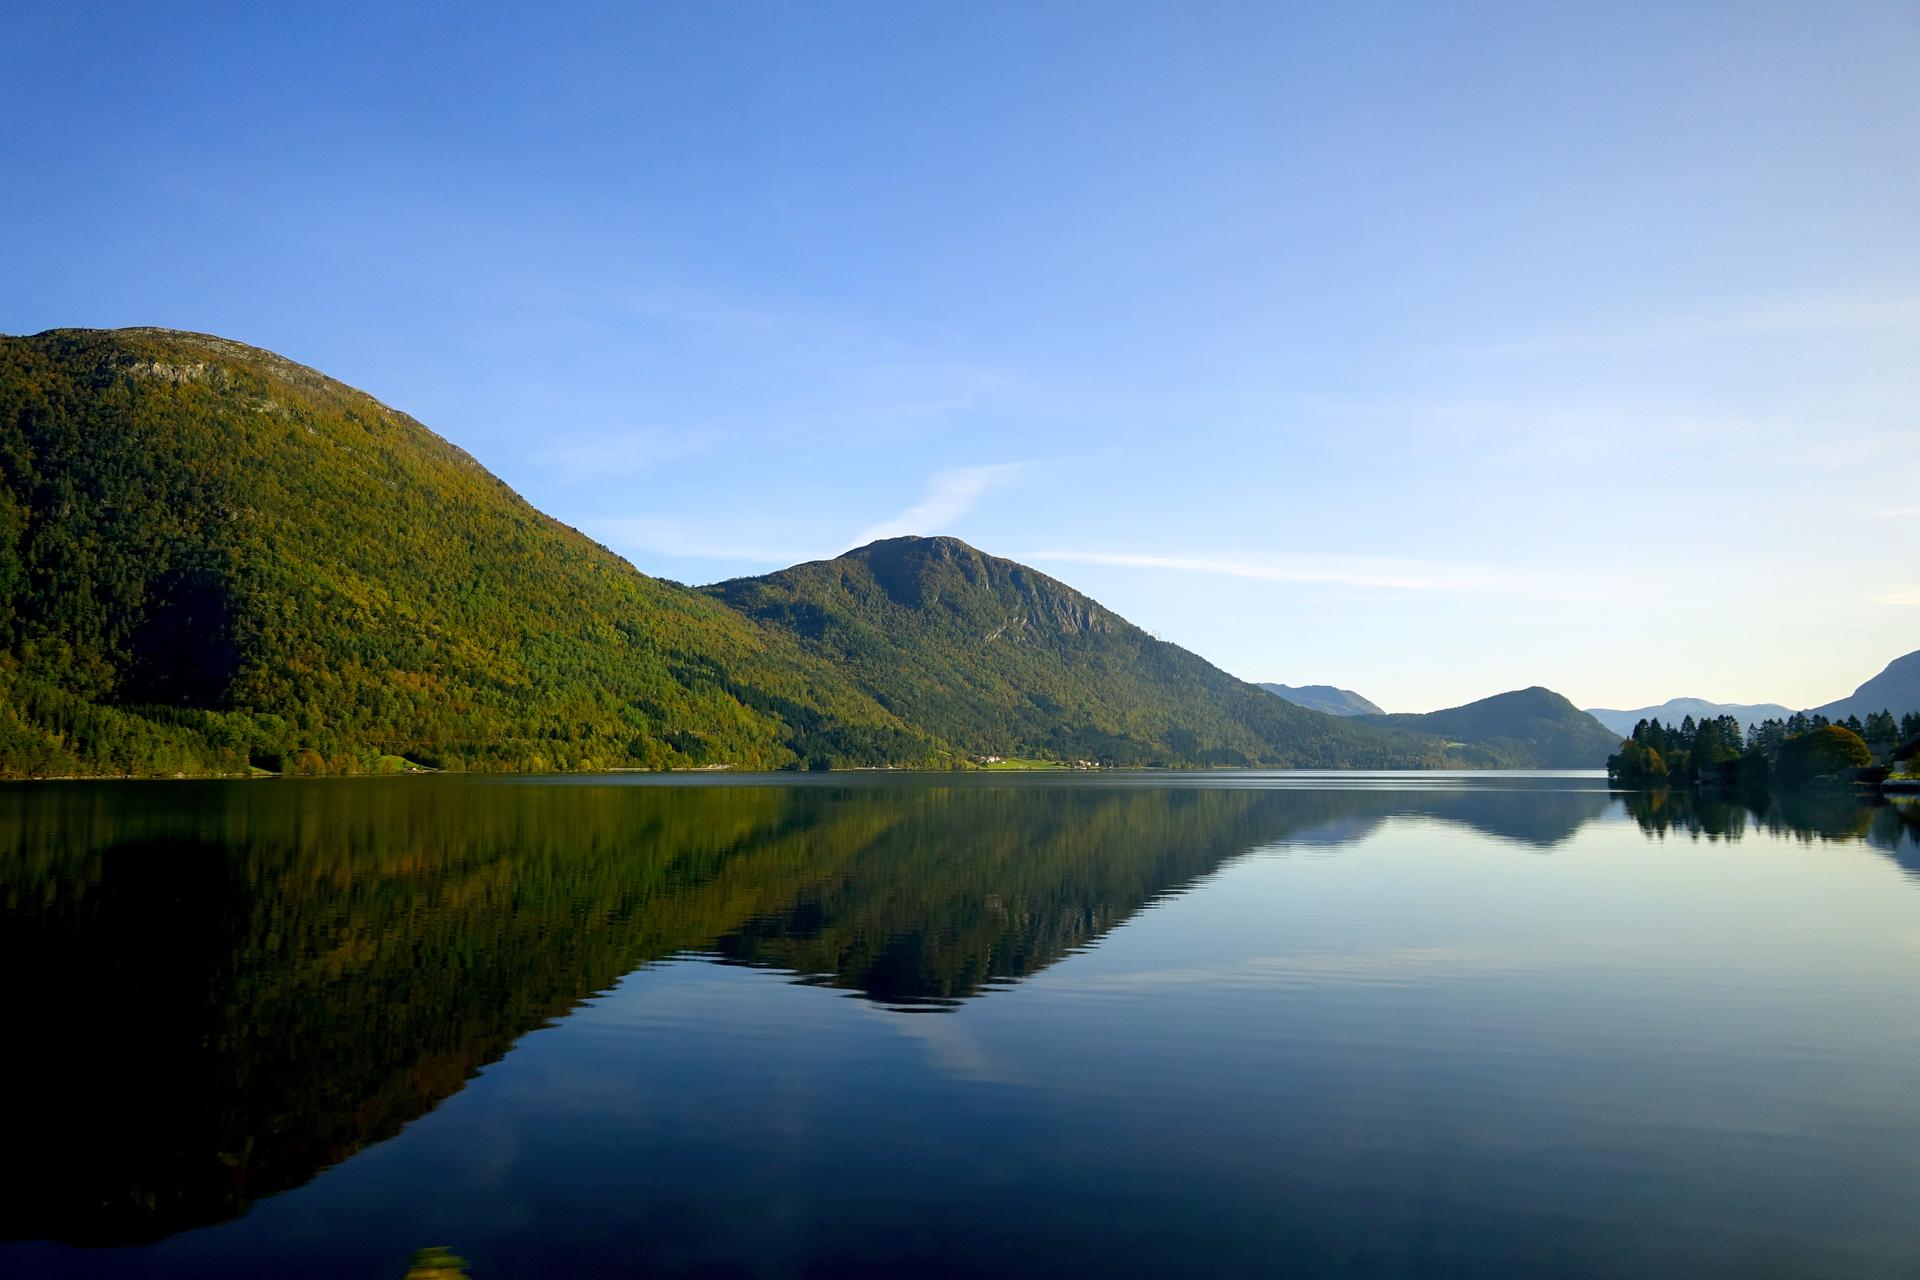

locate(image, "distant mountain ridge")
[[1259, 683, 1384, 716], [1587, 649, 1920, 735], [1811, 649, 1920, 722], [1586, 699, 1794, 737], [1361, 687, 1623, 769]]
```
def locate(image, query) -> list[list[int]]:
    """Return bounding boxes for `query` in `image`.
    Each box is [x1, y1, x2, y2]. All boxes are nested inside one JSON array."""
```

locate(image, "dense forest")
[[0, 327, 1605, 777], [1608, 708, 1919, 791]]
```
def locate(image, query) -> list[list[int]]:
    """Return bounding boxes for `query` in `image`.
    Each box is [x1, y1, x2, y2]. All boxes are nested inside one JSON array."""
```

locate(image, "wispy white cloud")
[[584, 284, 1032, 446], [1043, 944, 1539, 994], [1018, 548, 1541, 594], [538, 423, 729, 481], [1874, 506, 1920, 521], [585, 517, 806, 566], [1289, 392, 1918, 474], [850, 463, 1027, 548], [578, 461, 1030, 569], [1879, 584, 1920, 606], [1468, 293, 1920, 356], [870, 1006, 1024, 1084]]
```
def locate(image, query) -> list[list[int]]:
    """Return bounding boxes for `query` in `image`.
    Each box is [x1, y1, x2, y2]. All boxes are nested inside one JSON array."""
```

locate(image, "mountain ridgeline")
[[0, 326, 1614, 776]]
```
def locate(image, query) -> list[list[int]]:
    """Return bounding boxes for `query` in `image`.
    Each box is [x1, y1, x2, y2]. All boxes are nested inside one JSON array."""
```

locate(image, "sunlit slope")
[[706, 535, 1464, 768], [0, 327, 932, 775]]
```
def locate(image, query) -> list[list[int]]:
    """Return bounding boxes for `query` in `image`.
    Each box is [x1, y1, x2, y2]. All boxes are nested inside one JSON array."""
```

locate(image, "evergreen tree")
[[1863, 710, 1898, 751]]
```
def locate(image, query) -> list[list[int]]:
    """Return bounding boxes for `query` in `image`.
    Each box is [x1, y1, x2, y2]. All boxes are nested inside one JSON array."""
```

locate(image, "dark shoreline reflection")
[[1617, 786, 1920, 873], [1, 774, 1610, 1245], [9, 772, 1906, 1252]]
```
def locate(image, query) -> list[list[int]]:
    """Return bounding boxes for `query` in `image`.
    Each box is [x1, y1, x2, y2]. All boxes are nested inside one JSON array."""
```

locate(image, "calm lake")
[[3, 772, 1919, 1278]]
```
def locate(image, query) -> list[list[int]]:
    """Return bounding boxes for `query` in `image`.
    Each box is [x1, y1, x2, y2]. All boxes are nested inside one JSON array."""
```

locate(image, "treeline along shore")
[[1609, 708, 1920, 796]]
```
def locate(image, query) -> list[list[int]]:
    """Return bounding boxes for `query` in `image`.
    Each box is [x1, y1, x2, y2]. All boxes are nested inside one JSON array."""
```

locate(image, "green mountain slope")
[[1359, 687, 1622, 768], [705, 536, 1467, 768], [0, 327, 933, 776]]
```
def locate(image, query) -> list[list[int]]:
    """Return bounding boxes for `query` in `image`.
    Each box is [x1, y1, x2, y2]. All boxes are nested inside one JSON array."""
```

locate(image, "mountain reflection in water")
[[0, 771, 1913, 1264]]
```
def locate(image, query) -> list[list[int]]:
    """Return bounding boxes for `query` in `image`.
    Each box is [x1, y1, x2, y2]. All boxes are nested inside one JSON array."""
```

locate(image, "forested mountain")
[[1259, 683, 1384, 716], [1811, 649, 1920, 722], [0, 327, 931, 776], [1359, 687, 1623, 768], [1586, 698, 1793, 737], [706, 537, 1468, 768], [0, 326, 1630, 778]]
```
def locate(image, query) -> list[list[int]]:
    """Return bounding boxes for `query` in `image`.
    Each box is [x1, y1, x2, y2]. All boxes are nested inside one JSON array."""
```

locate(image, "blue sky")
[[4, 2, 1916, 711]]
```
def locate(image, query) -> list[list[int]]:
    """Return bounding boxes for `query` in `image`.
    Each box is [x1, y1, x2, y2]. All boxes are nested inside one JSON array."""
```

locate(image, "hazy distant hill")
[[1811, 649, 1920, 721], [1586, 698, 1793, 736], [705, 536, 1461, 768], [1361, 687, 1623, 768], [0, 327, 932, 776], [1259, 683, 1384, 716], [1587, 650, 1920, 734]]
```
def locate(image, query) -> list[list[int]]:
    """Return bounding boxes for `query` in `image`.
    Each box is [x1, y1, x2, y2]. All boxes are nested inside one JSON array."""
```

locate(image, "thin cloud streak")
[[539, 423, 729, 481], [1466, 293, 1920, 356], [850, 463, 1027, 548], [1019, 549, 1538, 594]]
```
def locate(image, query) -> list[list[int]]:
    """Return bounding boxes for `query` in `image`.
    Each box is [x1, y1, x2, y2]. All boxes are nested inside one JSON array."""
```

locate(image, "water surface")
[[3, 772, 1918, 1278]]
